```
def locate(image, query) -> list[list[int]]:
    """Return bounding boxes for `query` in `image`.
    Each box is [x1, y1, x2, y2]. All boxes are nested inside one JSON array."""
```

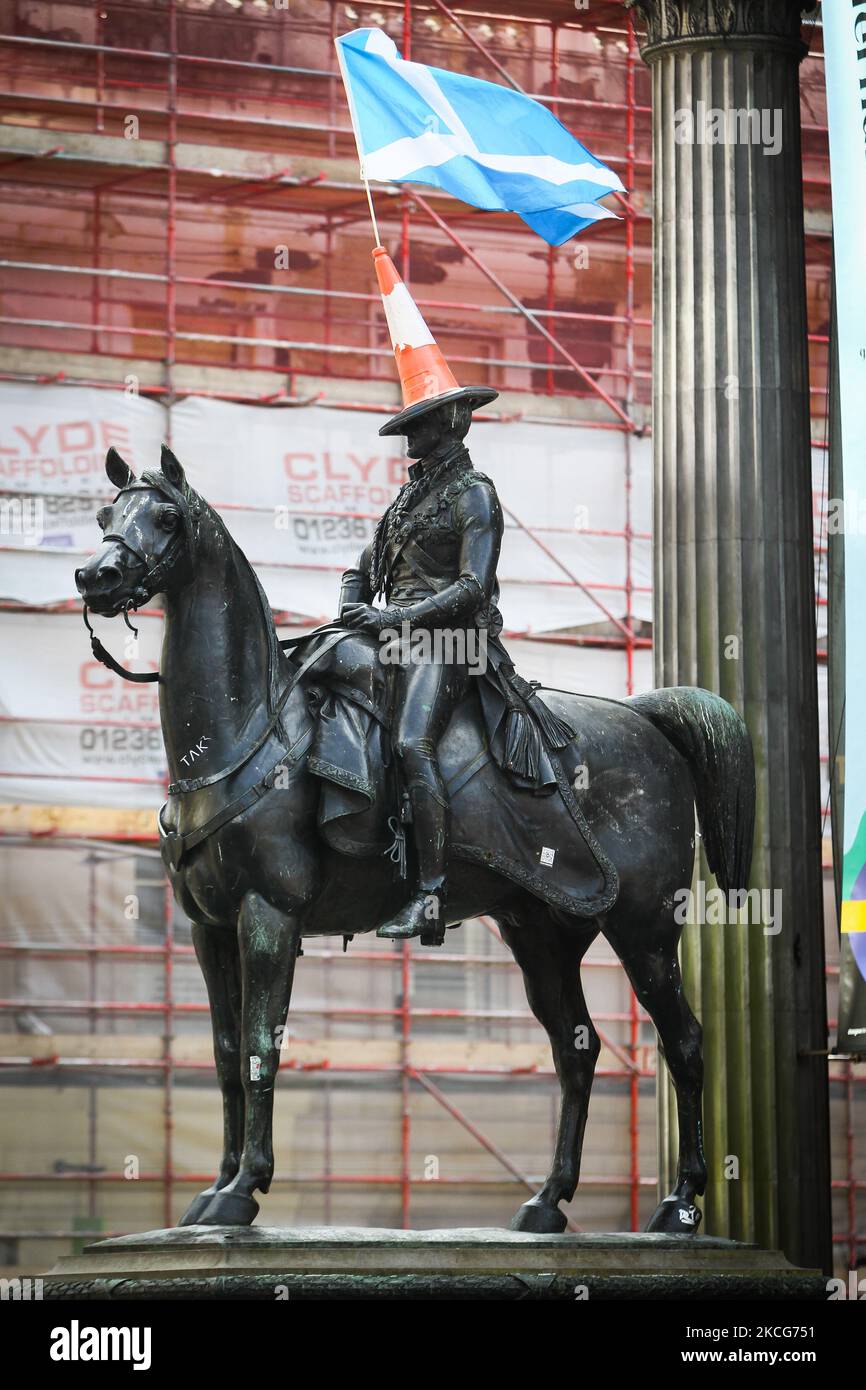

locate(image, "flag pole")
[[334, 36, 382, 248], [362, 178, 382, 248]]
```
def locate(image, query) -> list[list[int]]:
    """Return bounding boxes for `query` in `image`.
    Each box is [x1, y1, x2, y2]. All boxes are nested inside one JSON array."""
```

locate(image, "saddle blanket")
[[301, 630, 618, 919]]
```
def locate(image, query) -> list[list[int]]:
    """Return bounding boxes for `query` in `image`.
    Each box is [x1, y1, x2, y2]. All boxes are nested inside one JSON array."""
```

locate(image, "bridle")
[[81, 471, 195, 685]]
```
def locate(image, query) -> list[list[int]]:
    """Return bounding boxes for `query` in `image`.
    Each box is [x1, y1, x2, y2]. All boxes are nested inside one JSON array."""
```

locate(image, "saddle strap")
[[279, 621, 342, 651], [324, 677, 391, 727], [160, 725, 315, 870], [168, 625, 353, 795], [446, 743, 492, 797]]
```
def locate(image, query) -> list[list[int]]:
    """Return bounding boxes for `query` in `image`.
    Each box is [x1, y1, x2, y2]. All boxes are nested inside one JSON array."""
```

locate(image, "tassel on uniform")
[[504, 707, 541, 781], [527, 689, 575, 750], [505, 669, 576, 754]]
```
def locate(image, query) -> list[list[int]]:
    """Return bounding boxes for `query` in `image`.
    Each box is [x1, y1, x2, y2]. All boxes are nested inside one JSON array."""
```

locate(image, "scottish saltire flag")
[[335, 27, 624, 246]]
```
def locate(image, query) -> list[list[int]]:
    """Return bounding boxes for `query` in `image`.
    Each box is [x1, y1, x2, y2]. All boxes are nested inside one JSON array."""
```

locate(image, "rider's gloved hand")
[[340, 602, 391, 635]]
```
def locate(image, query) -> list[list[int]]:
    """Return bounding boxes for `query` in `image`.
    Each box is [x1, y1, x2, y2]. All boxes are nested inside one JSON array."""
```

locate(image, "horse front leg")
[[177, 921, 243, 1226], [198, 892, 302, 1226]]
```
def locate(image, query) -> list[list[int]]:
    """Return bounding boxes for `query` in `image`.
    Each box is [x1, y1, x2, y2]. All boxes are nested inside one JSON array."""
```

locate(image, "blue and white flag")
[[335, 27, 624, 246]]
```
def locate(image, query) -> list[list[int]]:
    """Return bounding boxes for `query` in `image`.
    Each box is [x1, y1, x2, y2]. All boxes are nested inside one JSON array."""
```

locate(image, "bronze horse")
[[75, 445, 755, 1235]]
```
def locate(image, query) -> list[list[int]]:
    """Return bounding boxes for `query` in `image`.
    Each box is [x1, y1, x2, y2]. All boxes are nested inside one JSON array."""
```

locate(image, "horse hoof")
[[176, 1189, 219, 1227], [510, 1197, 568, 1234], [196, 1190, 260, 1227], [646, 1196, 702, 1234]]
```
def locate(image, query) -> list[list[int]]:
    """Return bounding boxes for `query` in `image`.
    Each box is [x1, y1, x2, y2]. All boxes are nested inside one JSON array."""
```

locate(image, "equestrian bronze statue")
[[75, 431, 755, 1237], [73, 256, 755, 1236]]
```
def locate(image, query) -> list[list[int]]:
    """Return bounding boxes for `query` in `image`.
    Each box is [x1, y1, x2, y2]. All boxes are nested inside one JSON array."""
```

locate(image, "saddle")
[[297, 625, 619, 920], [158, 623, 619, 919]]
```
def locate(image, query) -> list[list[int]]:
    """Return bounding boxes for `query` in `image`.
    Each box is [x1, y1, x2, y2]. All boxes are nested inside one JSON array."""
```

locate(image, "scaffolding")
[[0, 0, 861, 1274]]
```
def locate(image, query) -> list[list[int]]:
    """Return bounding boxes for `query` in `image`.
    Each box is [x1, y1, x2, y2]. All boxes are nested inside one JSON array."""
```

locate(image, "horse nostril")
[[99, 564, 122, 590], [76, 562, 122, 596]]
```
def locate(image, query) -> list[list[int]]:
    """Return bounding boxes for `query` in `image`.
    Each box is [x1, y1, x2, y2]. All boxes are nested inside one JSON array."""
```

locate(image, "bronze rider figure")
[[339, 382, 501, 944]]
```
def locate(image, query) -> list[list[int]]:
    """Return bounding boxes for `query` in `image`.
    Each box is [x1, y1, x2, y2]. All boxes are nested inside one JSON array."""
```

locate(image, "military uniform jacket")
[[339, 443, 504, 636]]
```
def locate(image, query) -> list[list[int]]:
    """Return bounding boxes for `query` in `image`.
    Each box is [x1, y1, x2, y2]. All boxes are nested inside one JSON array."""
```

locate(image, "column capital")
[[623, 1, 811, 64]]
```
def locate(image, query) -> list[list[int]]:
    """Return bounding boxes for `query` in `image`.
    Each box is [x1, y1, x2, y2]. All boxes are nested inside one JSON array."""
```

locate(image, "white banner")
[[0, 610, 165, 809], [0, 606, 653, 810], [0, 385, 652, 631], [0, 384, 165, 496]]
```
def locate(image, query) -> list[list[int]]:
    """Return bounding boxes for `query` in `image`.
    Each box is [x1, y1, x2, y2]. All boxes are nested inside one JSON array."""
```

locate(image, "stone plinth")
[[42, 1226, 825, 1301]]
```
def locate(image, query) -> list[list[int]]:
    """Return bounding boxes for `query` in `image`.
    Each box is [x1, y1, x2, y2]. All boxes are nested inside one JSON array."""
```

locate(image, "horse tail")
[[626, 686, 756, 894]]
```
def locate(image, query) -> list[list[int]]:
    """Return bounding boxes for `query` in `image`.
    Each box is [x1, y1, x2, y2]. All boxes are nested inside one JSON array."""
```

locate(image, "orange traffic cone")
[[372, 245, 498, 438]]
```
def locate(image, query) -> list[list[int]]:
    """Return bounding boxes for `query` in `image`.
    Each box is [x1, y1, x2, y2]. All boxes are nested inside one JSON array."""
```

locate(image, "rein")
[[83, 596, 349, 795], [83, 603, 161, 684]]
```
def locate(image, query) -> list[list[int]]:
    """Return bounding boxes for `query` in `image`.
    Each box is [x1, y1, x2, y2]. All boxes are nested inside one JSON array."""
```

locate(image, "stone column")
[[624, 0, 831, 1272]]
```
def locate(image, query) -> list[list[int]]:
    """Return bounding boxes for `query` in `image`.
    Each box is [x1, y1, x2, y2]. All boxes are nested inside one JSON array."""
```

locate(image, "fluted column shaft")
[[626, 0, 831, 1271]]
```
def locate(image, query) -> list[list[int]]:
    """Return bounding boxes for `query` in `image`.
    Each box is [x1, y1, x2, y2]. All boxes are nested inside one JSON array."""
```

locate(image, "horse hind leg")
[[499, 908, 601, 1234], [612, 928, 706, 1235]]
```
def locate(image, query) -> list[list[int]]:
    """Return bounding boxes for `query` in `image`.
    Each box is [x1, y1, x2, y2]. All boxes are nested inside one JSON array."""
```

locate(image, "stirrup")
[[419, 922, 446, 947], [419, 906, 446, 947]]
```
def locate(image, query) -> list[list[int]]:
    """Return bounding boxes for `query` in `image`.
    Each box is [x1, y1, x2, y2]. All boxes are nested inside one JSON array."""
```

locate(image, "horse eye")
[[158, 508, 179, 531], [96, 507, 111, 531]]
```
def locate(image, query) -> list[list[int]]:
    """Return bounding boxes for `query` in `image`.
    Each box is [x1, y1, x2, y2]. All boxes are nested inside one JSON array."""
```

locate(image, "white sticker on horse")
[[249, 1055, 262, 1081], [540, 847, 556, 866]]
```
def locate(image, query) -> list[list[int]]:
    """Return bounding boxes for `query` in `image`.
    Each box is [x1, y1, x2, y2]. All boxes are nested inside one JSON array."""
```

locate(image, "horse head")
[[75, 444, 200, 617]]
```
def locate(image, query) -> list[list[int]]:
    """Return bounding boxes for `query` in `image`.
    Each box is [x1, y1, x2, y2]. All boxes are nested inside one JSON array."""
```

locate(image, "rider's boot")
[[377, 782, 448, 946]]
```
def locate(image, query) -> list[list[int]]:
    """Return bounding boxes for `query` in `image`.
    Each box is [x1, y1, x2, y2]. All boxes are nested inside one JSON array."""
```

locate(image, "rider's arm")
[[339, 543, 373, 615], [382, 481, 503, 630]]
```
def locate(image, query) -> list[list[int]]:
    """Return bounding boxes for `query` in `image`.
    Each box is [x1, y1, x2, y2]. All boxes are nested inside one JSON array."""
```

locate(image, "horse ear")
[[160, 444, 186, 489], [105, 447, 135, 491]]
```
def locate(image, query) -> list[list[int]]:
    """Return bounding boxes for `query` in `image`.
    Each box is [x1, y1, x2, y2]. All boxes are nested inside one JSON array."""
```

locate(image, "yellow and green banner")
[[824, 1, 866, 1052]]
